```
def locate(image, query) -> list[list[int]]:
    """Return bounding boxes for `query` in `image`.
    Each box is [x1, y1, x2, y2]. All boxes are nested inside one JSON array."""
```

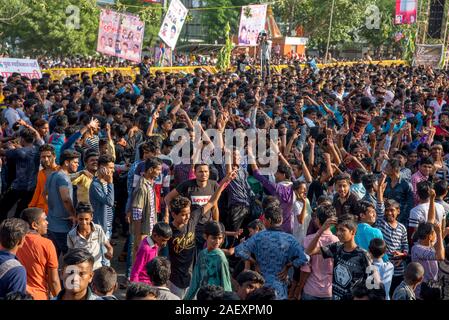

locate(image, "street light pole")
[[324, 0, 336, 64]]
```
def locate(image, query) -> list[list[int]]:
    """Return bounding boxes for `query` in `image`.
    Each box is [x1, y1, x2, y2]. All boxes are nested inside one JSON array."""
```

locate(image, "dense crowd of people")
[[1, 58, 449, 301]]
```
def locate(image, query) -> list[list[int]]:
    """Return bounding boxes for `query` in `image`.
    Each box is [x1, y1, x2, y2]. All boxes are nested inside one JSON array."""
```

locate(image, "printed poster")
[[158, 0, 188, 49], [238, 4, 268, 46], [97, 9, 145, 62], [395, 0, 417, 24]]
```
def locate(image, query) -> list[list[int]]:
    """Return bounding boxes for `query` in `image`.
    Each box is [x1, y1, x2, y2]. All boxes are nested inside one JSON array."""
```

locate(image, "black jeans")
[[390, 275, 404, 297], [48, 230, 69, 258], [225, 204, 249, 248], [0, 188, 34, 223]]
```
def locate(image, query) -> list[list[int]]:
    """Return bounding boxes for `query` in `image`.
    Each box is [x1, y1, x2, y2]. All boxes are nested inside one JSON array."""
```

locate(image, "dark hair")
[[76, 202, 93, 215], [351, 168, 366, 184], [351, 282, 386, 300], [170, 196, 191, 215], [315, 204, 337, 225], [20, 208, 44, 228], [236, 270, 265, 286], [246, 287, 276, 300], [98, 154, 114, 167], [264, 205, 283, 226], [3, 292, 34, 300], [337, 215, 358, 232], [144, 157, 162, 172], [60, 149, 80, 165], [292, 180, 307, 191], [84, 148, 99, 162], [413, 222, 435, 241], [384, 199, 400, 210], [0, 218, 29, 250], [152, 222, 172, 238], [369, 238, 386, 259], [19, 128, 35, 143], [362, 174, 376, 191], [404, 262, 425, 283], [196, 285, 224, 300], [434, 179, 448, 197], [92, 266, 117, 295], [145, 256, 171, 286], [334, 173, 351, 184], [355, 200, 375, 218], [262, 196, 280, 210], [39, 144, 56, 156], [194, 163, 209, 171], [204, 221, 226, 237], [387, 159, 401, 171], [421, 280, 442, 300], [247, 219, 265, 232], [277, 164, 292, 180], [126, 283, 159, 300], [416, 180, 432, 201], [419, 157, 434, 166], [62, 248, 95, 269]]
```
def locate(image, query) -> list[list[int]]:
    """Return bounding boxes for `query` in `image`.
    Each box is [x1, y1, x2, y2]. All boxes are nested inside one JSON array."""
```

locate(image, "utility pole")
[[324, 0, 336, 64]]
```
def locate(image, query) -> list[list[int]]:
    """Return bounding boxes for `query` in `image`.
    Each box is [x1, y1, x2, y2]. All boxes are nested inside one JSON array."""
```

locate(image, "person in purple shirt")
[[248, 152, 299, 234], [0, 218, 29, 298]]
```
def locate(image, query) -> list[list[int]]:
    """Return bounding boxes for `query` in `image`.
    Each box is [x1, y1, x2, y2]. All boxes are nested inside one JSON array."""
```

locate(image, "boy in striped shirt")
[[375, 176, 409, 296]]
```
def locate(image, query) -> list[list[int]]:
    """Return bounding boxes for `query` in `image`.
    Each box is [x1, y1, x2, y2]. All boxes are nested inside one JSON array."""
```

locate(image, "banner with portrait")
[[395, 0, 417, 24], [237, 4, 268, 46], [96, 9, 145, 62], [158, 0, 188, 49], [413, 44, 444, 68]]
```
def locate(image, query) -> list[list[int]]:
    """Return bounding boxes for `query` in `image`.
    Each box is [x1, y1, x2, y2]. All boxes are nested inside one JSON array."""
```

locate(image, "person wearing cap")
[[137, 55, 151, 78]]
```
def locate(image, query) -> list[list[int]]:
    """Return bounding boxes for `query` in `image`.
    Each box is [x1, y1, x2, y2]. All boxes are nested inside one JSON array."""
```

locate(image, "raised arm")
[[203, 169, 237, 215], [305, 217, 337, 256]]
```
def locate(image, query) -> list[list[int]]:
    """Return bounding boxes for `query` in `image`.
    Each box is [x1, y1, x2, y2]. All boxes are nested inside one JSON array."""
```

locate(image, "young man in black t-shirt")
[[167, 170, 236, 299], [165, 164, 219, 250], [306, 212, 372, 300]]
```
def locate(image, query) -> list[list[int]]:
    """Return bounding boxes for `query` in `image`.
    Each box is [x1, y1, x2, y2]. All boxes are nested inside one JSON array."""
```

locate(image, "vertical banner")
[[395, 0, 417, 24], [97, 9, 145, 62], [158, 0, 188, 49], [237, 4, 268, 46]]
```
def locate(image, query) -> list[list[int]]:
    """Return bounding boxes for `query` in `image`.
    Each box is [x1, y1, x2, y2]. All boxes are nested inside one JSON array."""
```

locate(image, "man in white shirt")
[[409, 181, 444, 237]]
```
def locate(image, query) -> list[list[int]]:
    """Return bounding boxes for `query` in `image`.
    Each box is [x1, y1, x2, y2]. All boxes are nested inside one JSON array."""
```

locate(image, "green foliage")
[[272, 0, 407, 53], [0, 0, 100, 55], [200, 0, 252, 43], [0, 0, 163, 56], [216, 21, 233, 70]]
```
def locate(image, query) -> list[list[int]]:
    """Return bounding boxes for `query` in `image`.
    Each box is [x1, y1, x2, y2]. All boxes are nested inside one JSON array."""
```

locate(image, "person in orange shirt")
[[29, 144, 59, 214], [16, 207, 61, 300]]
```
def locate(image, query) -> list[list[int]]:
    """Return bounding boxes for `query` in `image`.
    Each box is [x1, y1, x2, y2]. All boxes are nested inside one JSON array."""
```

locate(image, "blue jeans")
[[48, 230, 69, 258], [126, 234, 134, 279]]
